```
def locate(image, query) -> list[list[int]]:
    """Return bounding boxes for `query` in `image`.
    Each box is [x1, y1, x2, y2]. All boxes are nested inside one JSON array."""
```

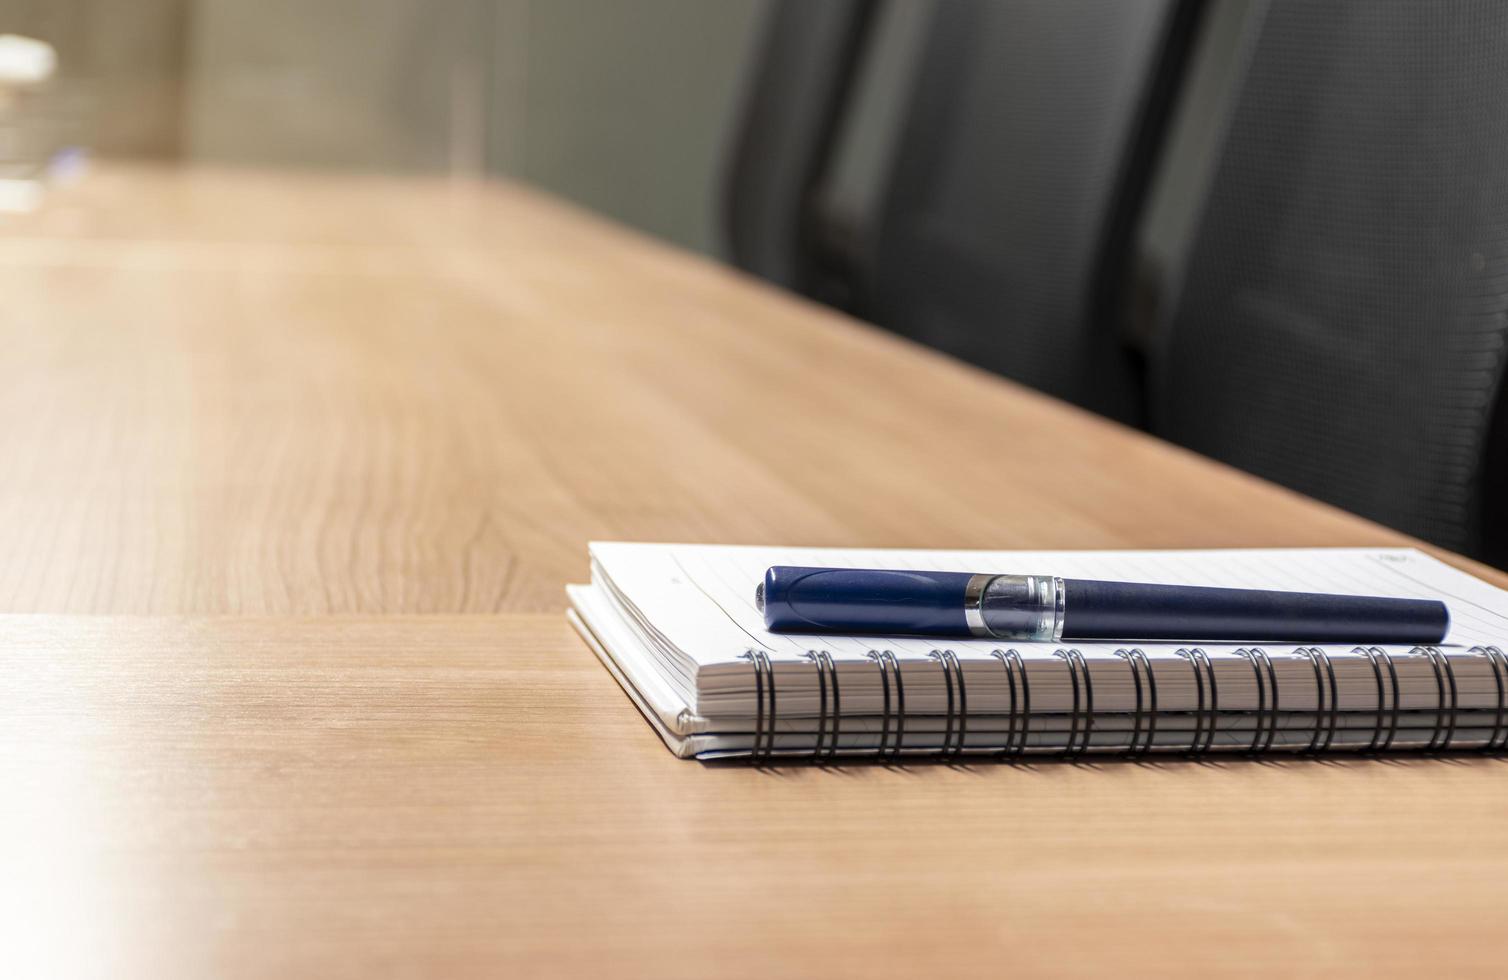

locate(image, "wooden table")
[[3, 165, 1506, 978]]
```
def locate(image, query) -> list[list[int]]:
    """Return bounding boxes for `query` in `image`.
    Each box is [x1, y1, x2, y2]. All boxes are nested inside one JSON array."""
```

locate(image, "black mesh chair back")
[[721, 0, 876, 292], [1153, 1, 1508, 561], [865, 0, 1199, 423]]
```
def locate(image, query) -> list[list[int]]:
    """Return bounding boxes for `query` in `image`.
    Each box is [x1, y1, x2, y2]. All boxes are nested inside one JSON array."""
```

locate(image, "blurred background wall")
[[0, 0, 190, 157], [483, 0, 766, 254], [1, 0, 768, 253]]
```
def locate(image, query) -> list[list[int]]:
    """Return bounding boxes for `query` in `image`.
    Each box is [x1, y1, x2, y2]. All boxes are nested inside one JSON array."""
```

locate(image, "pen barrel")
[[1060, 579, 1450, 644]]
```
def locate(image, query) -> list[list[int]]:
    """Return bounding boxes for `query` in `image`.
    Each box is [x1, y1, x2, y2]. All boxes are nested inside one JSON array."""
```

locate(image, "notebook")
[[566, 542, 1508, 760]]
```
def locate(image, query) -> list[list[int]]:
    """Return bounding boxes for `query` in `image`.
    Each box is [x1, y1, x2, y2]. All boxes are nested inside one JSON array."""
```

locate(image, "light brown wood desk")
[[3, 165, 1506, 978]]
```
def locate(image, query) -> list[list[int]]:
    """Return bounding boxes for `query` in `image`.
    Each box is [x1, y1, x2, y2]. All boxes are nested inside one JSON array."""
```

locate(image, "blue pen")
[[756, 566, 1450, 644]]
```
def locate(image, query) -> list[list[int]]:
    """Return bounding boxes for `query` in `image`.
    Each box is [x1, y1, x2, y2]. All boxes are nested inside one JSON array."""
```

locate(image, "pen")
[[755, 566, 1450, 644]]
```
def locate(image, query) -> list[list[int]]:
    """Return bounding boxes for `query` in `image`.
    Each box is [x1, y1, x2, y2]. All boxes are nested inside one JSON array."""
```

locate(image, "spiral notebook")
[[565, 542, 1508, 760]]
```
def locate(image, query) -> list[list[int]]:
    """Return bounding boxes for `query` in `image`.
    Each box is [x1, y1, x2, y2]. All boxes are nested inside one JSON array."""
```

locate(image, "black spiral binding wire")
[[1300, 647, 1325, 753], [1056, 650, 1081, 758], [1368, 646, 1401, 752], [1054, 649, 1094, 758], [1417, 646, 1446, 751], [805, 650, 841, 763], [1176, 649, 1209, 756], [949, 650, 968, 755], [1435, 646, 1461, 752], [1250, 646, 1280, 754], [1076, 649, 1096, 756], [1194, 648, 1219, 755], [929, 651, 956, 757], [867, 650, 891, 760], [1359, 646, 1396, 753], [742, 649, 777, 764], [1116, 649, 1146, 756], [884, 650, 906, 760], [866, 650, 905, 762], [1234, 649, 1264, 755], [1299, 647, 1340, 753], [1482, 646, 1508, 751], [991, 649, 1031, 758], [1128, 648, 1159, 756], [928, 649, 968, 758], [762, 643, 1508, 765], [806, 651, 827, 759], [1358, 645, 1383, 753], [1419, 646, 1460, 752]]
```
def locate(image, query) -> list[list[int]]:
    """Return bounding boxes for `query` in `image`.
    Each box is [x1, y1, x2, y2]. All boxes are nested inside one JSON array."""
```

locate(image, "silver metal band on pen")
[[963, 573, 1067, 642], [962, 574, 990, 636]]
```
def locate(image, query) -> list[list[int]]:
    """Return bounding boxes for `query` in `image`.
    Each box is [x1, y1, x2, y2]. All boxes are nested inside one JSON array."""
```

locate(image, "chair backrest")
[[720, 0, 876, 292], [863, 0, 1200, 423], [1152, 1, 1508, 560]]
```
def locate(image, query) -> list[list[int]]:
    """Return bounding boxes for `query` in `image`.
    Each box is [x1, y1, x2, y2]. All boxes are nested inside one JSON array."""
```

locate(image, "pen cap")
[[759, 566, 973, 635]]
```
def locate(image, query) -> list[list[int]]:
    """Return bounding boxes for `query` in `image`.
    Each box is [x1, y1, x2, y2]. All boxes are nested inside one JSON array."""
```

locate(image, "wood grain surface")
[[6, 614, 1508, 979], [3, 165, 1506, 978], [4, 165, 1497, 615]]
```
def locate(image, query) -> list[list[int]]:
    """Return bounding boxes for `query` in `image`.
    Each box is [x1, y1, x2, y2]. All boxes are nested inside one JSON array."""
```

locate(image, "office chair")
[[1153, 1, 1508, 562], [721, 0, 876, 293], [862, 0, 1202, 424]]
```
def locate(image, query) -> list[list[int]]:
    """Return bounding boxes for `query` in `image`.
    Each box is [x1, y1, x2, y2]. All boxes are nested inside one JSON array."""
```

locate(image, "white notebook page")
[[593, 542, 1508, 668]]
